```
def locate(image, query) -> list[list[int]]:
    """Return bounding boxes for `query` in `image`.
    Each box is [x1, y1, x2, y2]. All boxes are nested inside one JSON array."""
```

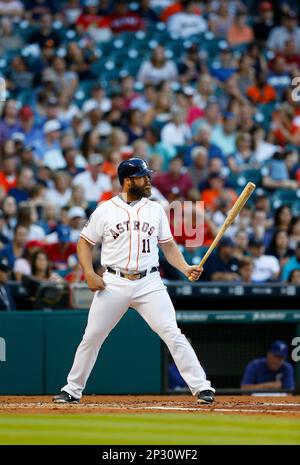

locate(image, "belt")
[[106, 266, 158, 280]]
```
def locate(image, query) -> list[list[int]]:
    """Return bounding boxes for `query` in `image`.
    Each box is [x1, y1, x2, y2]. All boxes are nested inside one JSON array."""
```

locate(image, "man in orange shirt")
[[247, 71, 276, 104], [228, 11, 254, 46]]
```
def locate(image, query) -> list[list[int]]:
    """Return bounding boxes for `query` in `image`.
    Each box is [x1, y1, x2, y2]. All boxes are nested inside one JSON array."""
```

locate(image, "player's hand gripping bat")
[[188, 182, 256, 281]]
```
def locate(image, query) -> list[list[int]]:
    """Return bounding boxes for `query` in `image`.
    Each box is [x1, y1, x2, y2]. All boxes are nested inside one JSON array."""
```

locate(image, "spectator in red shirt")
[[107, 0, 143, 34], [44, 225, 77, 271], [152, 156, 193, 202], [76, 0, 110, 33], [0, 156, 17, 194]]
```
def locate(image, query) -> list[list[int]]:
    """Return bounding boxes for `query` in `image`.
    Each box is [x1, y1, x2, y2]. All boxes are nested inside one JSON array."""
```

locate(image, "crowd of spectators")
[[1, 0, 300, 309]]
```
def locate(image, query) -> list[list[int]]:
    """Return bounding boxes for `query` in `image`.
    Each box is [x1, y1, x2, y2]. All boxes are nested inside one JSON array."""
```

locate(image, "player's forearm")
[[77, 237, 95, 277], [159, 240, 188, 274]]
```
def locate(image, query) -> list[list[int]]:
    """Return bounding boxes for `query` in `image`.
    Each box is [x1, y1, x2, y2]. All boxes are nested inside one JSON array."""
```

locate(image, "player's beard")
[[129, 181, 152, 199]]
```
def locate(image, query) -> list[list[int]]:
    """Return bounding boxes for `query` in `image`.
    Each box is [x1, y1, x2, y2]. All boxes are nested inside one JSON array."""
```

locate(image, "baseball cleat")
[[197, 390, 215, 405], [53, 391, 80, 404]]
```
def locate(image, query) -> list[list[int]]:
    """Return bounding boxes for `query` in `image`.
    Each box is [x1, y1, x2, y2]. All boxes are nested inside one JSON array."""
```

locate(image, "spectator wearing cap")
[[152, 156, 193, 202], [253, 2, 275, 44], [227, 11, 254, 46], [68, 206, 87, 242], [37, 119, 66, 170], [167, 0, 207, 38], [8, 167, 35, 204], [267, 10, 300, 54], [248, 237, 280, 282], [44, 224, 77, 271], [210, 112, 237, 157], [18, 105, 42, 148], [137, 45, 178, 86], [241, 340, 295, 391], [281, 241, 300, 282], [73, 153, 112, 203], [0, 258, 16, 311], [0, 224, 29, 269], [200, 236, 240, 281], [160, 107, 192, 147]]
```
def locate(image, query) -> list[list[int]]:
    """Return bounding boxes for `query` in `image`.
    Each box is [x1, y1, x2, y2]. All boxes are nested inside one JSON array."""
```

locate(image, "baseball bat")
[[189, 182, 256, 281]]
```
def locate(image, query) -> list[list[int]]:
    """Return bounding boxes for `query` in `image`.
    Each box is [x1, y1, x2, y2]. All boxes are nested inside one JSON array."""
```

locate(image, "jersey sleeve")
[[240, 361, 256, 386], [80, 206, 104, 245], [158, 205, 173, 244]]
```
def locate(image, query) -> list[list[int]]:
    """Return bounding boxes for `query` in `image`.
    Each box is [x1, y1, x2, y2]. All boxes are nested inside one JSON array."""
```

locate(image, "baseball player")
[[53, 158, 215, 405]]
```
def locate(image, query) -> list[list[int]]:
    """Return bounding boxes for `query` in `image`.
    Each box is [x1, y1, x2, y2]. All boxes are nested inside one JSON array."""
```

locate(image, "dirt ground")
[[0, 395, 299, 418]]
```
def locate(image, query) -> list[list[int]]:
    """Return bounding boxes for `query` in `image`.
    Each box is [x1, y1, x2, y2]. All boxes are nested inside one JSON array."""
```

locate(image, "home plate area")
[[0, 395, 299, 417]]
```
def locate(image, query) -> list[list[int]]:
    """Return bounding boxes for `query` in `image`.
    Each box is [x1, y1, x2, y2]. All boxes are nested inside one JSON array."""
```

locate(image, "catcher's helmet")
[[118, 158, 154, 185]]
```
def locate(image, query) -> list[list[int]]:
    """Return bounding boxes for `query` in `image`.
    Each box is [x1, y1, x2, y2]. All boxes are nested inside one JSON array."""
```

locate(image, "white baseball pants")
[[62, 271, 214, 399]]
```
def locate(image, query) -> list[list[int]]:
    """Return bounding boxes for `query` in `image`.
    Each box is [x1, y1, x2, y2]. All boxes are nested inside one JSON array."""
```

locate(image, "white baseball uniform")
[[62, 195, 214, 399]]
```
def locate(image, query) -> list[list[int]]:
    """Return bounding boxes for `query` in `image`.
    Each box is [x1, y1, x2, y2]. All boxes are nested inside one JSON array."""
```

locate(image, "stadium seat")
[[271, 188, 300, 209]]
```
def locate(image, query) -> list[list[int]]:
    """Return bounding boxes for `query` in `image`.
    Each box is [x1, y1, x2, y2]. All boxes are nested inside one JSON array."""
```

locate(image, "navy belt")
[[106, 266, 158, 280]]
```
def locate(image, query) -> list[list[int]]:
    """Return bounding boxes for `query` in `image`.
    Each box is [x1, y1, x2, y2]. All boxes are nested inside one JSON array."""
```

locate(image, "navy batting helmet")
[[118, 158, 154, 185]]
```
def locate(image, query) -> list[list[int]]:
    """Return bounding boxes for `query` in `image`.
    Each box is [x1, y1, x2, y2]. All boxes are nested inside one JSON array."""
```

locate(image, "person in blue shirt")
[[241, 340, 295, 391]]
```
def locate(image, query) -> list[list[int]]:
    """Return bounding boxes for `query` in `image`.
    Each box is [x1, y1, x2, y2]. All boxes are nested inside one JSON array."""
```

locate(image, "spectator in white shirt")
[[267, 10, 300, 54], [167, 0, 207, 39], [161, 107, 192, 146], [46, 172, 72, 209], [73, 153, 112, 203], [137, 45, 178, 85], [249, 237, 280, 283]]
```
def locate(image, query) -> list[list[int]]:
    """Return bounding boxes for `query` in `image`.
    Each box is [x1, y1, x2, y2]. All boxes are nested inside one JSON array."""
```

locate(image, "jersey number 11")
[[142, 239, 150, 253]]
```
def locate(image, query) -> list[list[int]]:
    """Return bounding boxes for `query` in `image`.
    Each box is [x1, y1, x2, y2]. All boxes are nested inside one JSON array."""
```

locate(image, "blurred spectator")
[[252, 127, 278, 164], [248, 208, 272, 248], [27, 0, 56, 20], [178, 43, 206, 85], [262, 151, 298, 191], [278, 38, 300, 73], [289, 217, 300, 251], [7, 56, 34, 93], [274, 205, 293, 233], [0, 17, 23, 53], [0, 0, 24, 19], [0, 156, 17, 194], [30, 249, 63, 283], [210, 47, 237, 83], [227, 11, 254, 46], [233, 229, 249, 261], [107, 0, 143, 33], [236, 54, 255, 96], [136, 0, 159, 22], [248, 238, 280, 282], [253, 2, 275, 45], [187, 146, 209, 188], [266, 229, 294, 268], [28, 13, 61, 48], [161, 108, 191, 146], [8, 167, 35, 204], [267, 10, 300, 54], [0, 224, 29, 268], [241, 340, 295, 391], [227, 131, 256, 173], [0, 257, 16, 311], [152, 155, 193, 201], [281, 242, 300, 281], [64, 254, 85, 283], [201, 172, 238, 212], [145, 127, 176, 171], [210, 112, 237, 157], [287, 268, 300, 284], [137, 45, 178, 85], [0, 100, 20, 145], [188, 124, 225, 166], [1, 196, 17, 241], [37, 201, 59, 236], [68, 206, 87, 242], [17, 202, 46, 242], [208, 1, 232, 39], [167, 0, 207, 38], [44, 224, 77, 270], [123, 109, 145, 144], [73, 153, 112, 202], [46, 172, 72, 208], [246, 71, 276, 104], [238, 256, 254, 283], [200, 236, 240, 281]]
